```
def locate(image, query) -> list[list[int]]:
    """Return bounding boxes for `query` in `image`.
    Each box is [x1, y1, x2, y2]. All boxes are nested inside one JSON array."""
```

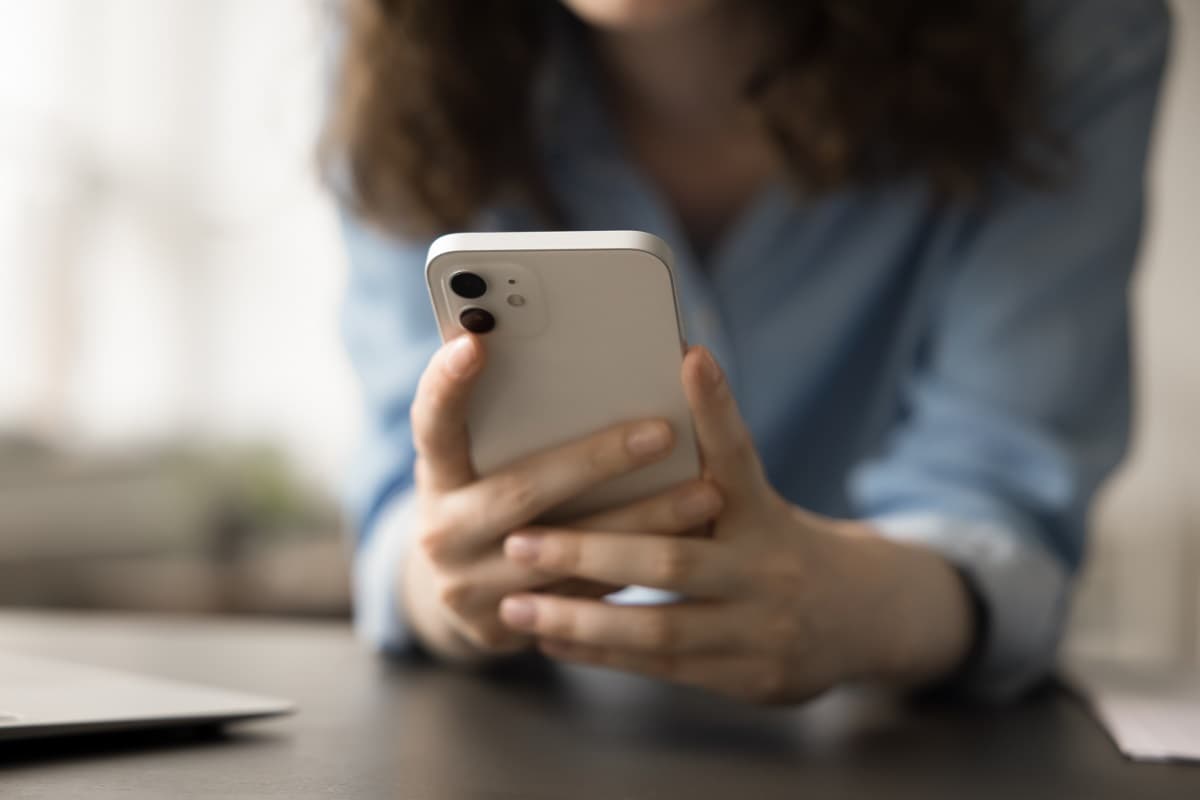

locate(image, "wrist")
[[835, 522, 975, 687]]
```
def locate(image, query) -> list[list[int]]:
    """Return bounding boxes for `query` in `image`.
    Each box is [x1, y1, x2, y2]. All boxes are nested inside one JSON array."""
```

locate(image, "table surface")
[[0, 610, 1195, 799]]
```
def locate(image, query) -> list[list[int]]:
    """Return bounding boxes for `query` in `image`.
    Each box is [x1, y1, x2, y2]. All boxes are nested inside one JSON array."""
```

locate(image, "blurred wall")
[[1069, 0, 1200, 668]]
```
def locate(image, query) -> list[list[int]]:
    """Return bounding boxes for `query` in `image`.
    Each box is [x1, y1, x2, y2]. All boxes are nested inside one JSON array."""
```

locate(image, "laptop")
[[0, 651, 294, 742]]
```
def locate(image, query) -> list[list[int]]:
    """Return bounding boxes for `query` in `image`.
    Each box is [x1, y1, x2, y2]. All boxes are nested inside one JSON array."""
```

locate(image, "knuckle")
[[758, 553, 807, 588], [409, 397, 440, 446], [546, 536, 583, 573], [418, 371, 453, 413], [491, 472, 541, 519], [411, 380, 463, 454], [464, 624, 519, 653], [744, 664, 789, 705], [651, 542, 696, 586], [411, 427, 436, 458], [762, 609, 800, 645], [670, 488, 709, 527], [416, 522, 455, 564], [413, 457, 431, 487], [409, 402, 428, 439], [729, 432, 759, 466], [639, 611, 679, 650], [472, 626, 514, 652], [435, 578, 472, 613], [586, 435, 624, 475], [543, 605, 579, 641]]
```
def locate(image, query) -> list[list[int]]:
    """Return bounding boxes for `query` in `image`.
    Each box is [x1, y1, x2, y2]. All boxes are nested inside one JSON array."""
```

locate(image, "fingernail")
[[444, 336, 478, 378], [505, 534, 541, 564], [677, 484, 720, 520], [500, 596, 536, 630], [626, 421, 672, 458], [698, 349, 723, 388]]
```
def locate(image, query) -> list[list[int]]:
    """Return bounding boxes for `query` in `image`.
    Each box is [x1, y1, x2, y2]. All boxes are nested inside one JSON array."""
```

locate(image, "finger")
[[433, 554, 555, 619], [680, 346, 765, 499], [432, 554, 553, 653], [538, 479, 725, 598], [570, 479, 723, 535], [498, 595, 743, 654], [504, 532, 738, 597], [411, 335, 485, 493], [438, 418, 677, 552], [538, 640, 766, 699]]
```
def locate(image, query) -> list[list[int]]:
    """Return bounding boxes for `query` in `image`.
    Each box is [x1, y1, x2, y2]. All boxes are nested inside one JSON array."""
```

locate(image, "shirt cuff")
[[870, 513, 1071, 701], [353, 490, 420, 654]]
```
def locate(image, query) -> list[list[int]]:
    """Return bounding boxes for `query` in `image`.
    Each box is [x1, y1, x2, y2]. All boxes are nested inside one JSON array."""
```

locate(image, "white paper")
[[1066, 658, 1200, 763]]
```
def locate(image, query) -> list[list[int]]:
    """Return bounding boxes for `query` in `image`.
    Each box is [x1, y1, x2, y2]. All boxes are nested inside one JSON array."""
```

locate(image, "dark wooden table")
[[0, 610, 1195, 799]]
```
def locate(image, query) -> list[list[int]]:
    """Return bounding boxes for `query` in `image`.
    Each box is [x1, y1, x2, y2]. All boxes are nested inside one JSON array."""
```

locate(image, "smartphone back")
[[426, 231, 699, 522]]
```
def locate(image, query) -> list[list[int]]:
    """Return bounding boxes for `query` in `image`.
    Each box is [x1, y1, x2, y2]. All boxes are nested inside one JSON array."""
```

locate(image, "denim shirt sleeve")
[[340, 213, 437, 652], [849, 2, 1170, 700]]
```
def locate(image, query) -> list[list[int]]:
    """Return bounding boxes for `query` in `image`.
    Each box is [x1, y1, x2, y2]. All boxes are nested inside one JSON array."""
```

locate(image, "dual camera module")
[[451, 271, 523, 334]]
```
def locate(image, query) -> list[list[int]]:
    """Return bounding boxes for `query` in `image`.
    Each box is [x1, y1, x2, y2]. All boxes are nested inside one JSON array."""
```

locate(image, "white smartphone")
[[425, 230, 700, 523]]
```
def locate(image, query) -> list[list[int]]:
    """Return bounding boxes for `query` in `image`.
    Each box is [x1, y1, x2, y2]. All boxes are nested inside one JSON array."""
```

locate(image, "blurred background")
[[0, 1, 352, 618], [0, 1, 1195, 670]]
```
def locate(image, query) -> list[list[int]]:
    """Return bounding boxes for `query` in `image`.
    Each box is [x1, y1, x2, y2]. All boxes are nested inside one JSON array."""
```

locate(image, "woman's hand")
[[400, 335, 724, 663], [497, 347, 975, 703]]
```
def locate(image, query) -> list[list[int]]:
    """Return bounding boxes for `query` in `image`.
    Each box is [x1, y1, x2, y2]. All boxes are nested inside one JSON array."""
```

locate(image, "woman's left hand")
[[498, 346, 974, 704]]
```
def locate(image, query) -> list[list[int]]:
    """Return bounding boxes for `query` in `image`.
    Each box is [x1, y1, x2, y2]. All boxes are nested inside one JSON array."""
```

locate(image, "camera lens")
[[450, 271, 487, 299], [459, 307, 496, 334]]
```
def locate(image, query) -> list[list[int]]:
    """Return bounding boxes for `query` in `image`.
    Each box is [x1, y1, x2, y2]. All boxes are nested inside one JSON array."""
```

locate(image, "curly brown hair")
[[324, 0, 1051, 236]]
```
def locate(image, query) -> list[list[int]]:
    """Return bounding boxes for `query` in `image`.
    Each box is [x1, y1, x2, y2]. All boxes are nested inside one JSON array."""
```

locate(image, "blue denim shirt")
[[340, 0, 1169, 699]]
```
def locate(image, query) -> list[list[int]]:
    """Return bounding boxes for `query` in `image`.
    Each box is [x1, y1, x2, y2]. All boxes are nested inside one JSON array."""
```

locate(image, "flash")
[[506, 294, 526, 307]]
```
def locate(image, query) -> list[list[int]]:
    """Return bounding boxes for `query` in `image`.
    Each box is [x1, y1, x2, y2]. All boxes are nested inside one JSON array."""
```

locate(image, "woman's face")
[[558, 0, 726, 32]]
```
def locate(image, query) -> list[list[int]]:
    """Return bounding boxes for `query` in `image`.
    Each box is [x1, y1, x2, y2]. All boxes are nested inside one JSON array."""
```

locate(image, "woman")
[[327, 0, 1169, 702]]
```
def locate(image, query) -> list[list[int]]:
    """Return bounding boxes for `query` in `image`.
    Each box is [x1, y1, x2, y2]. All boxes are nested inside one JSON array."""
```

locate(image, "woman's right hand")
[[400, 334, 724, 663]]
